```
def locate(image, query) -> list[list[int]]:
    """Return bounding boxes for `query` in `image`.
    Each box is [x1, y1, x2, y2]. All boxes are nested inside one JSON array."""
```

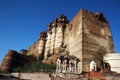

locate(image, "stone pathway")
[[0, 73, 21, 80], [11, 72, 50, 80]]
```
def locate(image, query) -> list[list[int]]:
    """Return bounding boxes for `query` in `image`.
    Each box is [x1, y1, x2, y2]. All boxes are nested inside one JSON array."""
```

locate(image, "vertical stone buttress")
[[27, 31, 47, 58], [44, 31, 52, 59], [38, 38, 44, 55], [44, 15, 69, 59], [55, 26, 63, 49], [37, 32, 47, 58], [54, 15, 66, 53], [50, 27, 56, 54]]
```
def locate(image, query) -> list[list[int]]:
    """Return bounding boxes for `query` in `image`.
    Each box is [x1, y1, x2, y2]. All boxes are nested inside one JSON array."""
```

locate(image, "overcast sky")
[[0, 0, 120, 64]]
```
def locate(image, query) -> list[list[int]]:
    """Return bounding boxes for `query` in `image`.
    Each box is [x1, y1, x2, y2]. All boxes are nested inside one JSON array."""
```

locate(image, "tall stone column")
[[69, 61, 72, 72], [62, 60, 67, 72], [54, 15, 69, 53], [77, 62, 80, 73], [44, 32, 52, 59], [56, 59, 61, 73], [74, 60, 77, 72]]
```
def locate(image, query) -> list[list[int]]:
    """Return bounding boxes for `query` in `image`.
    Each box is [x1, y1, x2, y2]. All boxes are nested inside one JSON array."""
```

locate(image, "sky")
[[0, 0, 120, 64]]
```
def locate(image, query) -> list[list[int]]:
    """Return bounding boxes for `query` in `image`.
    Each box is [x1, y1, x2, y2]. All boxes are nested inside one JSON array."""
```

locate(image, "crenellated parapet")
[[48, 15, 69, 31], [95, 12, 108, 23], [38, 31, 47, 40], [57, 14, 69, 27]]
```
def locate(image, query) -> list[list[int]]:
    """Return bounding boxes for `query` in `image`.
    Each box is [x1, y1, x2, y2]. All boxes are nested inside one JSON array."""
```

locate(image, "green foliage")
[[0, 70, 3, 73], [13, 60, 56, 73], [0, 70, 8, 73], [38, 54, 44, 61]]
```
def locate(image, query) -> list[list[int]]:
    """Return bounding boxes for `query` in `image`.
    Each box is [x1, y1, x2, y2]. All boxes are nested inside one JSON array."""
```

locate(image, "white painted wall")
[[104, 53, 120, 73]]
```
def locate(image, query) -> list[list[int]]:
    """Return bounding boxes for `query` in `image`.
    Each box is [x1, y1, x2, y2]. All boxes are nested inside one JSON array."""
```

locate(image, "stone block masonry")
[[64, 9, 115, 72]]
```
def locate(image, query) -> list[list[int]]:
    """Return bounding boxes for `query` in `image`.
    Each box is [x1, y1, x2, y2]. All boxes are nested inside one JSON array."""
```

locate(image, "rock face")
[[1, 9, 115, 72]]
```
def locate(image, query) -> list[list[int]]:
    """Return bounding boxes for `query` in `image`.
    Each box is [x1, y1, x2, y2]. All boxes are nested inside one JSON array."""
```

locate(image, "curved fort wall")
[[1, 50, 18, 72], [1, 50, 36, 72]]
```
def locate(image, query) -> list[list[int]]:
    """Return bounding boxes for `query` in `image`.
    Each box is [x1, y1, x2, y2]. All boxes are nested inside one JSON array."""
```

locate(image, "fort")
[[0, 9, 120, 79]]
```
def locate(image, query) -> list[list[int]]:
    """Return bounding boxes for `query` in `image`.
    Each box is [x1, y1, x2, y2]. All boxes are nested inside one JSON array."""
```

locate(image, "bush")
[[38, 54, 44, 61], [13, 67, 22, 72], [13, 60, 56, 73]]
